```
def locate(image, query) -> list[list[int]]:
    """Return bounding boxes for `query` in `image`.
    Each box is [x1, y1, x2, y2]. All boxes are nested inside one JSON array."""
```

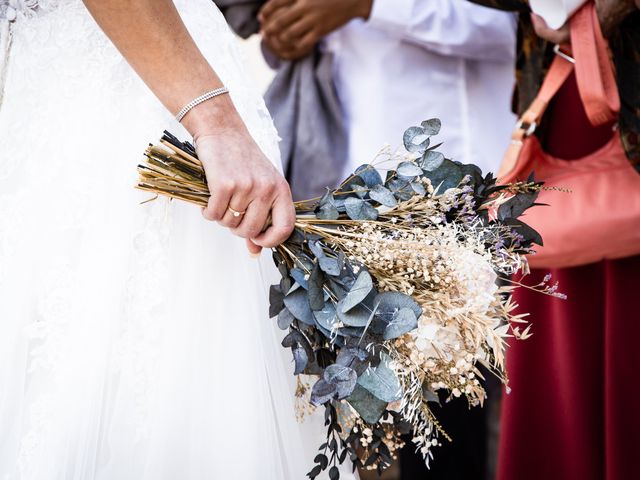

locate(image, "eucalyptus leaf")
[[314, 302, 337, 331], [277, 307, 295, 330], [289, 268, 309, 290], [340, 271, 373, 313], [292, 345, 309, 375], [411, 181, 427, 196], [355, 164, 383, 187], [308, 263, 325, 311], [336, 347, 369, 376], [308, 240, 326, 259], [386, 178, 414, 201], [357, 355, 402, 402], [284, 288, 315, 325], [397, 162, 423, 177], [316, 202, 340, 220], [336, 325, 366, 337], [383, 307, 418, 340], [420, 150, 445, 171], [337, 303, 371, 327], [349, 183, 369, 199], [281, 330, 314, 359], [347, 384, 388, 424], [319, 257, 341, 276], [403, 126, 430, 153], [344, 197, 378, 221], [421, 118, 442, 135], [425, 159, 464, 192], [324, 364, 358, 399], [269, 285, 284, 318], [368, 184, 397, 207], [310, 379, 338, 406], [374, 291, 422, 324]]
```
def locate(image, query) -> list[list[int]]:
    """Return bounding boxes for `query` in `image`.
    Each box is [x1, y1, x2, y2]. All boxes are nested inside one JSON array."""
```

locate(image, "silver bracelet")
[[175, 87, 229, 122]]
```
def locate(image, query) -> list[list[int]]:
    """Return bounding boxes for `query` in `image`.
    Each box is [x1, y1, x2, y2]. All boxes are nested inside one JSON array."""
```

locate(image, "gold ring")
[[228, 207, 246, 218]]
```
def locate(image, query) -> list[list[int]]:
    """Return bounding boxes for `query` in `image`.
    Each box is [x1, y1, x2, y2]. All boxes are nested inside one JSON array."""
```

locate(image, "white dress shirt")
[[323, 0, 518, 178]]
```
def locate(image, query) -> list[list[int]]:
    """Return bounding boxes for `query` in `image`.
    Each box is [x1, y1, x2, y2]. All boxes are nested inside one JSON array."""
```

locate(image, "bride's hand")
[[186, 98, 296, 254], [82, 1, 295, 254]]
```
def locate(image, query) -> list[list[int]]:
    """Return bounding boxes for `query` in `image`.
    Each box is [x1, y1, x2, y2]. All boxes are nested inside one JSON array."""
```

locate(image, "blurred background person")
[[257, 1, 518, 479], [468, 1, 640, 479]]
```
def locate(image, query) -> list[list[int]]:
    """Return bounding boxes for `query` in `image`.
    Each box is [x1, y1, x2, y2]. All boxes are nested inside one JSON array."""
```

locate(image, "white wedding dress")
[[0, 1, 347, 479]]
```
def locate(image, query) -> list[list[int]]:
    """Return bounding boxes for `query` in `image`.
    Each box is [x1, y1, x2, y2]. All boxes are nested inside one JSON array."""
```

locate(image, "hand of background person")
[[531, 0, 639, 46], [530, 13, 570, 44], [258, 0, 373, 60]]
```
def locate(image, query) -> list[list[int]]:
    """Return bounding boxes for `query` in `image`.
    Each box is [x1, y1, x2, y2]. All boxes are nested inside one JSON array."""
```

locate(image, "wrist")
[[180, 93, 245, 142]]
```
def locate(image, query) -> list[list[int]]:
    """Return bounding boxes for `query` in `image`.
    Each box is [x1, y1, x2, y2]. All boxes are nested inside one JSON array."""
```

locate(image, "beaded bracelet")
[[175, 87, 229, 123]]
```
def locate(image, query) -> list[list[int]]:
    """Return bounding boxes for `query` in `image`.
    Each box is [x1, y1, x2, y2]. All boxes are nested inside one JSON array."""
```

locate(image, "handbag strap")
[[498, 1, 619, 180], [571, 2, 620, 126]]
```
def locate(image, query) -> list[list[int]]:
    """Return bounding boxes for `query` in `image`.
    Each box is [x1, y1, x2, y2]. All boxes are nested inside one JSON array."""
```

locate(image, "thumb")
[[246, 238, 263, 257]]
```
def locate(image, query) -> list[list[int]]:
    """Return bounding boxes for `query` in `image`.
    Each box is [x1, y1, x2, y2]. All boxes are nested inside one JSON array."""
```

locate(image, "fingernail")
[[249, 252, 261, 259]]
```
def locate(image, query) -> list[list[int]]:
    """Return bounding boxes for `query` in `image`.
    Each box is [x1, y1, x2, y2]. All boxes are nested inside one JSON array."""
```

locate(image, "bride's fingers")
[[246, 238, 262, 256], [232, 199, 271, 240], [219, 197, 251, 229], [202, 181, 233, 222], [252, 193, 295, 249]]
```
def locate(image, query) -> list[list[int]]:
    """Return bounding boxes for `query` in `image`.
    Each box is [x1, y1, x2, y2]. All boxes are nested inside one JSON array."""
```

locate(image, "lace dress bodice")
[[1, 0, 44, 21]]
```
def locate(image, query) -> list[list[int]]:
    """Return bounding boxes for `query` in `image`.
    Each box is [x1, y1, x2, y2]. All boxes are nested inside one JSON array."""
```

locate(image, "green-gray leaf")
[[319, 257, 341, 276], [347, 384, 388, 424], [289, 268, 308, 290], [357, 355, 402, 402], [374, 291, 422, 324], [284, 288, 315, 325], [292, 345, 309, 375], [277, 307, 295, 330], [308, 263, 325, 311], [421, 118, 442, 136], [324, 364, 358, 399], [420, 150, 445, 171], [397, 162, 423, 177], [310, 379, 337, 406], [340, 271, 373, 313], [355, 164, 383, 187], [316, 202, 340, 220], [403, 126, 430, 153], [383, 307, 418, 340], [314, 302, 337, 331], [337, 303, 371, 327], [344, 197, 378, 221], [368, 184, 397, 207]]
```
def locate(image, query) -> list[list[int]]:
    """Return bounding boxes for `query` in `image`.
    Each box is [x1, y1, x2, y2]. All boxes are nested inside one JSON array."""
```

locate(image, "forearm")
[[82, 0, 240, 138]]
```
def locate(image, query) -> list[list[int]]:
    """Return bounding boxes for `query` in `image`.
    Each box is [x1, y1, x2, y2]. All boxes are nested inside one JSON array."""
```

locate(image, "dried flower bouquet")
[[137, 119, 562, 479]]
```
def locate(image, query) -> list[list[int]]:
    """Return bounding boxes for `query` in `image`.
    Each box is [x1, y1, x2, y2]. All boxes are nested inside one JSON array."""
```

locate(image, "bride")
[[0, 1, 346, 478]]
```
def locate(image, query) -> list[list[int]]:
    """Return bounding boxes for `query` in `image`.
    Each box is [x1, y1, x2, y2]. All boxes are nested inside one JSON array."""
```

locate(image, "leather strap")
[[499, 1, 619, 180], [571, 2, 620, 126]]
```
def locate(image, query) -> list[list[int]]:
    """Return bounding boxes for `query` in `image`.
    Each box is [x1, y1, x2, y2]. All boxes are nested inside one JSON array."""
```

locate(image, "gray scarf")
[[214, 0, 347, 200]]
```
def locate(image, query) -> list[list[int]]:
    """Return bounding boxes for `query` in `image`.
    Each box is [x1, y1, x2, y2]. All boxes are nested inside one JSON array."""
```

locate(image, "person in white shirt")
[[259, 1, 517, 477], [259, 0, 517, 179]]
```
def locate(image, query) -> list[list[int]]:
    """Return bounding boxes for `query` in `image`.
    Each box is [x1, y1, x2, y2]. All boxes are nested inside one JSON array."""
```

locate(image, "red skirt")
[[497, 73, 640, 480]]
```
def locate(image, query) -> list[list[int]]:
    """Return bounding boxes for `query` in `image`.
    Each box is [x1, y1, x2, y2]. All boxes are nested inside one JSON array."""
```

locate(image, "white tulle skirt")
[[0, 1, 345, 479]]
